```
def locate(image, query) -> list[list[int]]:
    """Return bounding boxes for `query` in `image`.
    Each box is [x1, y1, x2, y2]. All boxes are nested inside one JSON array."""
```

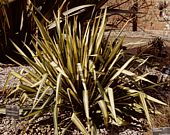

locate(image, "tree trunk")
[[132, 0, 138, 31]]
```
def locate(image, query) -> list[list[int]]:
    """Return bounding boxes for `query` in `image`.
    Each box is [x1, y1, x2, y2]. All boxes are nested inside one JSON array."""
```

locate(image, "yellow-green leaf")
[[71, 113, 88, 135], [98, 100, 108, 127], [139, 93, 151, 126]]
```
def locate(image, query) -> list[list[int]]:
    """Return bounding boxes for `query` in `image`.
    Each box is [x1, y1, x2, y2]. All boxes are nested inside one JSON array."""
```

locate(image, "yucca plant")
[[3, 7, 166, 135]]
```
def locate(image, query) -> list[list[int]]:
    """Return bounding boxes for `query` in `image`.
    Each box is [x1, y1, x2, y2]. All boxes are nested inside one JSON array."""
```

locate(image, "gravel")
[[0, 64, 21, 90]]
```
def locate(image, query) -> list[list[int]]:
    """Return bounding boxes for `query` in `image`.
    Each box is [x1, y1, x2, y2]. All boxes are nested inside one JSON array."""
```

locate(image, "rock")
[[3, 132, 8, 135], [162, 67, 170, 75]]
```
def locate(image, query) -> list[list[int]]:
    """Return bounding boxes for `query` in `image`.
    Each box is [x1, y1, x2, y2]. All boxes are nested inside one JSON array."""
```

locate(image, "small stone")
[[3, 132, 8, 135], [0, 124, 4, 130]]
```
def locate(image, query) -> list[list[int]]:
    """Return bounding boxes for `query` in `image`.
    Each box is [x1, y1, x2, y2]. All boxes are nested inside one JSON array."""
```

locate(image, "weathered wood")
[[153, 127, 170, 135], [6, 105, 19, 119]]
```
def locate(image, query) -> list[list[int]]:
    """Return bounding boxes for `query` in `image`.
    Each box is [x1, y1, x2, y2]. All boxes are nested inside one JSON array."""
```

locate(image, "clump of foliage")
[[148, 37, 167, 57], [4, 7, 166, 135]]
